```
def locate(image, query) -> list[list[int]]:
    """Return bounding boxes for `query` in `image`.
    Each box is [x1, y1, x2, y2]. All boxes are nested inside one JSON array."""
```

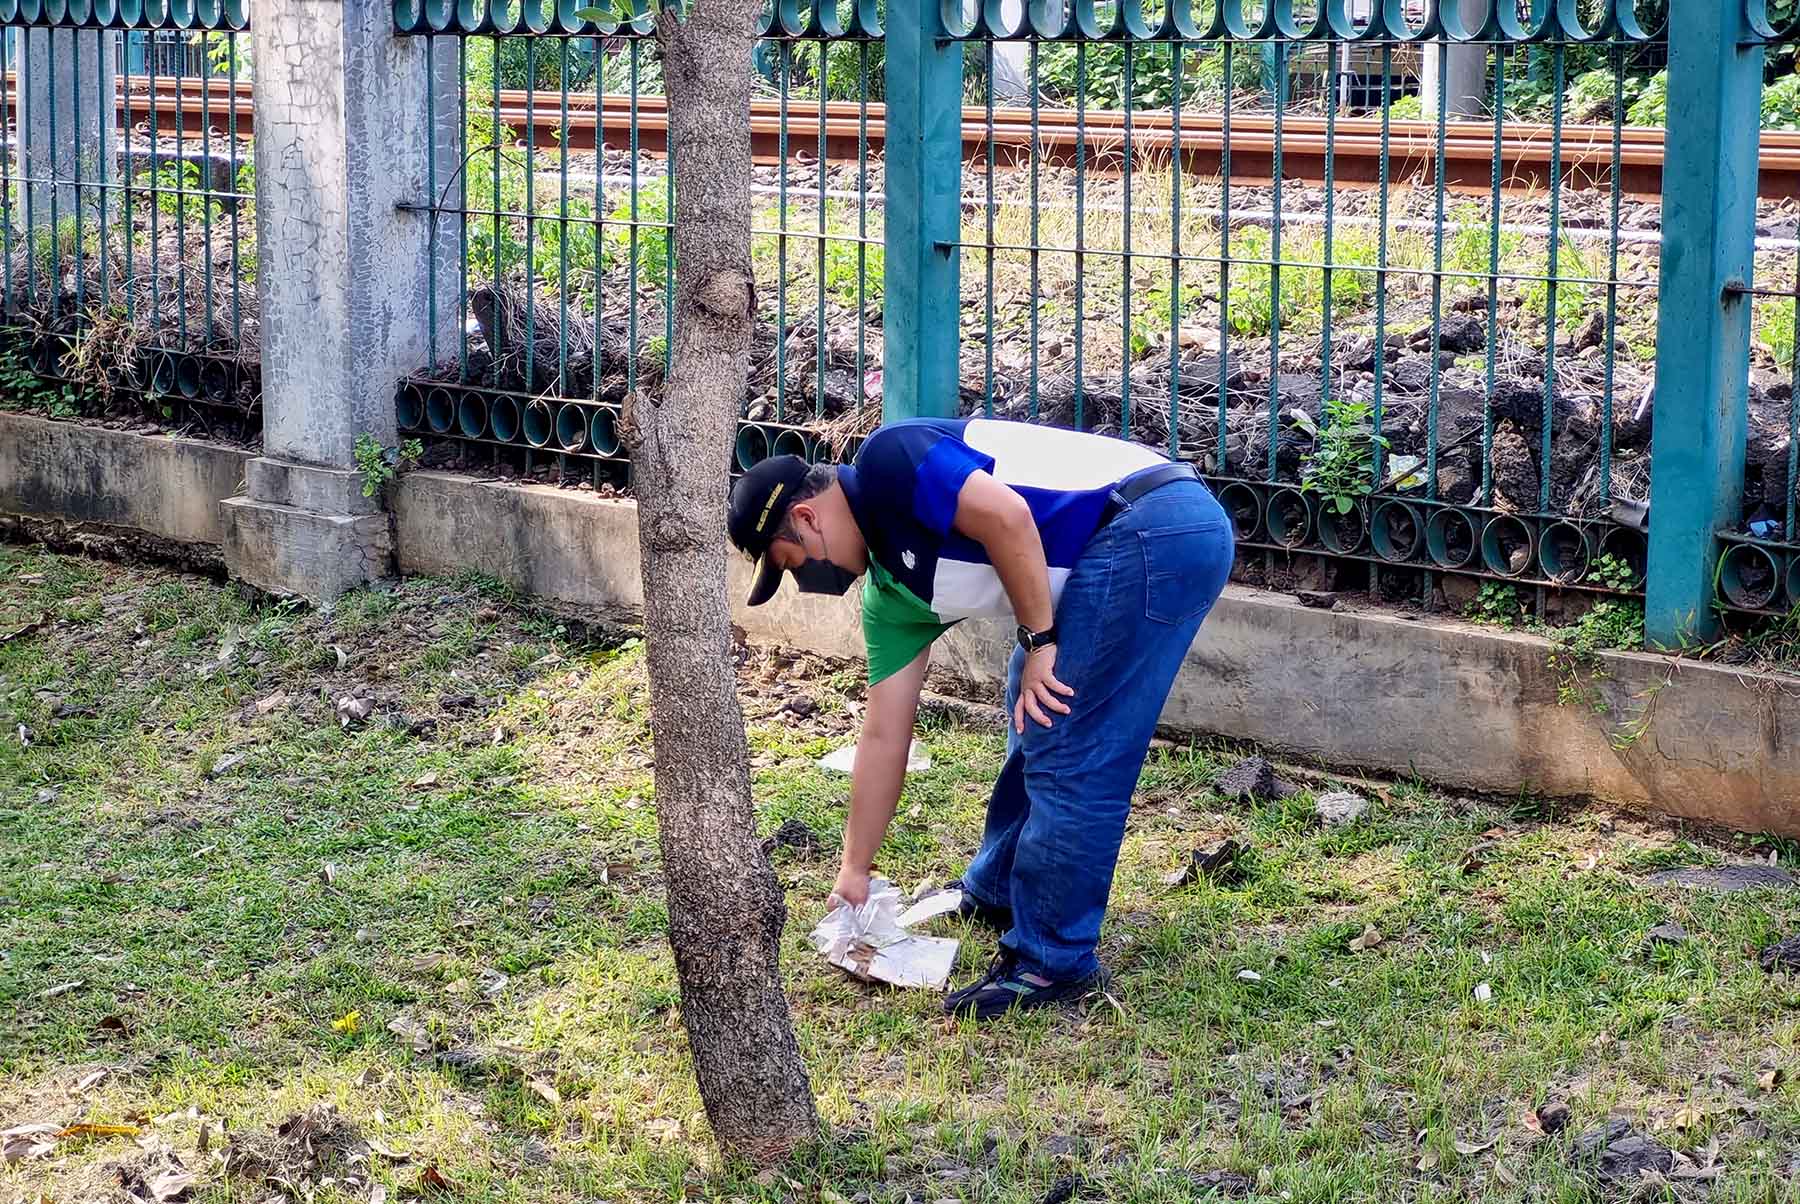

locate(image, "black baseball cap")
[[728, 455, 812, 606]]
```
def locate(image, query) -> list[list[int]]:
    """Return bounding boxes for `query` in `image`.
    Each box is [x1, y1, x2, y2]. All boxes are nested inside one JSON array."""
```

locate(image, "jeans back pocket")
[[1140, 523, 1229, 625]]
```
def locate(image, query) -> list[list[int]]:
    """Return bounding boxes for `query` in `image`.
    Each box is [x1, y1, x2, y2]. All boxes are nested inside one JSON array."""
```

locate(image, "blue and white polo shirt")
[[839, 417, 1167, 684]]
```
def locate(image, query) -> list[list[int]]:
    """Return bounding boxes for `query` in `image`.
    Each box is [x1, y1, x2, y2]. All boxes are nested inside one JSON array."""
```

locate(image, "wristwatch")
[[1016, 623, 1058, 653]]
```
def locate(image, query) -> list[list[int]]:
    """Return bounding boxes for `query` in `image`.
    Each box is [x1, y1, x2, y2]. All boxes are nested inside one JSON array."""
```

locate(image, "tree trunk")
[[626, 0, 820, 1166]]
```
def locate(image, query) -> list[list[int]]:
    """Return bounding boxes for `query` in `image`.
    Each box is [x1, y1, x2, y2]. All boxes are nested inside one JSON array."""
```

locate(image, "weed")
[[1300, 396, 1386, 515], [353, 433, 423, 498], [1586, 552, 1639, 593], [1756, 297, 1795, 373], [1546, 596, 1646, 711], [1466, 582, 1524, 628]]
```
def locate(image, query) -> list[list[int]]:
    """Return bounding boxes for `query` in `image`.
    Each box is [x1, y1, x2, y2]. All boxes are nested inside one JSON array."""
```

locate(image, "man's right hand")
[[829, 863, 871, 909]]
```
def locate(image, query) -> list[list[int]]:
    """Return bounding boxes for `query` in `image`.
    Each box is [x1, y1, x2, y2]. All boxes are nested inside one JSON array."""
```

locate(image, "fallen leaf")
[[146, 1167, 196, 1202], [208, 751, 246, 778], [1416, 1148, 1440, 1173], [386, 1014, 434, 1053], [1758, 1067, 1785, 1093], [1454, 1135, 1499, 1156], [371, 1186, 389, 1204], [75, 1068, 109, 1092], [528, 1080, 561, 1106], [96, 1014, 131, 1037], [60, 1122, 140, 1140], [369, 1139, 410, 1160], [1236, 969, 1263, 982], [1521, 1110, 1543, 1136], [419, 1164, 451, 1192], [1670, 1104, 1705, 1131], [1348, 924, 1384, 953], [321, 863, 340, 885], [1493, 1158, 1519, 1185], [253, 691, 289, 716], [332, 1010, 362, 1035], [411, 772, 439, 789], [41, 980, 82, 999], [336, 695, 374, 727], [0, 615, 47, 644], [1, 1124, 60, 1164]]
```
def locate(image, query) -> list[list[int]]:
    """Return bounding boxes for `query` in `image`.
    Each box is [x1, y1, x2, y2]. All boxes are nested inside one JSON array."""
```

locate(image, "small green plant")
[[1757, 298, 1796, 372], [1129, 276, 1205, 360], [1299, 396, 1386, 515], [1626, 70, 1667, 126], [1387, 94, 1423, 121], [354, 433, 423, 498], [1586, 552, 1638, 593], [1546, 597, 1646, 711], [1466, 582, 1523, 628]]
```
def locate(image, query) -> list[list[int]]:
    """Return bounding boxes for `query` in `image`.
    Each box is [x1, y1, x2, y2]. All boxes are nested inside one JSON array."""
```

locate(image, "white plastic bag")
[[810, 877, 960, 990], [816, 739, 932, 775]]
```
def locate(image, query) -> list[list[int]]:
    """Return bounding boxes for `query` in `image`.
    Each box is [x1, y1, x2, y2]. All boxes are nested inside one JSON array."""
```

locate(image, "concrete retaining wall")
[[0, 413, 253, 556], [5, 413, 1798, 836]]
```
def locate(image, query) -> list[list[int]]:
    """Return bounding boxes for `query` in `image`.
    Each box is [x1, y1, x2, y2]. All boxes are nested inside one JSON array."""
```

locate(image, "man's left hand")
[[1015, 645, 1075, 733]]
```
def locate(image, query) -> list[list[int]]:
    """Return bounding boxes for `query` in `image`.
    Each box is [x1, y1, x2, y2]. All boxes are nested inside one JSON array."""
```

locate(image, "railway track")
[[77, 76, 1800, 200]]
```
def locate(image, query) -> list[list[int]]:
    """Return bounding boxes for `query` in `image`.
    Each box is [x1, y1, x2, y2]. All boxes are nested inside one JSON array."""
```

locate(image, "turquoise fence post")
[[882, 0, 963, 420], [1646, 2, 1764, 646]]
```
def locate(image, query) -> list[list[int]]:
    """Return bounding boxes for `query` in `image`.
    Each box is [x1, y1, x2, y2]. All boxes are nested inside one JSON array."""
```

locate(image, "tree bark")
[[626, 0, 820, 1166]]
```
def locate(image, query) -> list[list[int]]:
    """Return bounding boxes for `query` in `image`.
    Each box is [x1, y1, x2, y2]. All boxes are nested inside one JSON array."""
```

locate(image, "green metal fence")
[[391, 8, 883, 485], [0, 4, 255, 438], [373, 2, 1793, 645]]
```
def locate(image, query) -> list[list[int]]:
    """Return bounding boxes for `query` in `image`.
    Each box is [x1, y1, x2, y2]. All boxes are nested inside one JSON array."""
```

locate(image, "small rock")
[[1315, 790, 1370, 828], [1181, 1171, 1254, 1198], [1297, 590, 1337, 610], [33, 787, 58, 805], [1216, 756, 1277, 802], [781, 695, 818, 718], [1162, 839, 1249, 888], [1643, 922, 1690, 950], [1536, 1100, 1571, 1134], [1647, 864, 1794, 892], [1040, 1134, 1085, 1158], [1759, 935, 1800, 973], [1569, 1120, 1673, 1184], [1039, 1175, 1084, 1204]]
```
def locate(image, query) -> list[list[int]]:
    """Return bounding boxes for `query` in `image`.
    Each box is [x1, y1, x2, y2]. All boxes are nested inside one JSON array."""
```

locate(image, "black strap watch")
[[1016, 623, 1058, 653]]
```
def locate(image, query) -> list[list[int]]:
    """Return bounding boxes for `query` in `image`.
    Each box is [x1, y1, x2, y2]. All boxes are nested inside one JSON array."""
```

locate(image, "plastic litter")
[[817, 738, 931, 775], [810, 878, 961, 990]]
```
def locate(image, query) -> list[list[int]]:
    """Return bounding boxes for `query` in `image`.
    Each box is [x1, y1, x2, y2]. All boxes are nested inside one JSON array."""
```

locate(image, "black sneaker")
[[944, 878, 1012, 930], [944, 954, 1111, 1022]]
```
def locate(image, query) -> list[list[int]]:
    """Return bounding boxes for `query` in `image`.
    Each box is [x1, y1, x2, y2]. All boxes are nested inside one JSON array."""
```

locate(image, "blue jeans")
[[960, 479, 1234, 981]]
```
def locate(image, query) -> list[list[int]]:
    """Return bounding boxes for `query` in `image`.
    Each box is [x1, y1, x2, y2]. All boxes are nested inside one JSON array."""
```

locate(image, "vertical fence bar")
[[882, 0, 963, 420], [1645, 3, 1763, 644]]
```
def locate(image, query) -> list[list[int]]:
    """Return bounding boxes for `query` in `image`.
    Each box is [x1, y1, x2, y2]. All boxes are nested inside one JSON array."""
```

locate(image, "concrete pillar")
[[222, 0, 461, 603], [19, 27, 119, 239], [1420, 0, 1488, 120]]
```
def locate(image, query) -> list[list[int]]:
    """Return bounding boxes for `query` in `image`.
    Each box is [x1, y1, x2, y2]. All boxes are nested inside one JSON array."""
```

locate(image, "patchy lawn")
[[3, 547, 1800, 1204]]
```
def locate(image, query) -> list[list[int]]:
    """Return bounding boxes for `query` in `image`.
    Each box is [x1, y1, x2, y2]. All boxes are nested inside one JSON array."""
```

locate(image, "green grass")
[[4, 548, 1800, 1203]]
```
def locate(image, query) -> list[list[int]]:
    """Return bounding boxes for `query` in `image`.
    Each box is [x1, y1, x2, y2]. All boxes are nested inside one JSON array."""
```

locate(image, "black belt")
[[1098, 461, 1200, 528]]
